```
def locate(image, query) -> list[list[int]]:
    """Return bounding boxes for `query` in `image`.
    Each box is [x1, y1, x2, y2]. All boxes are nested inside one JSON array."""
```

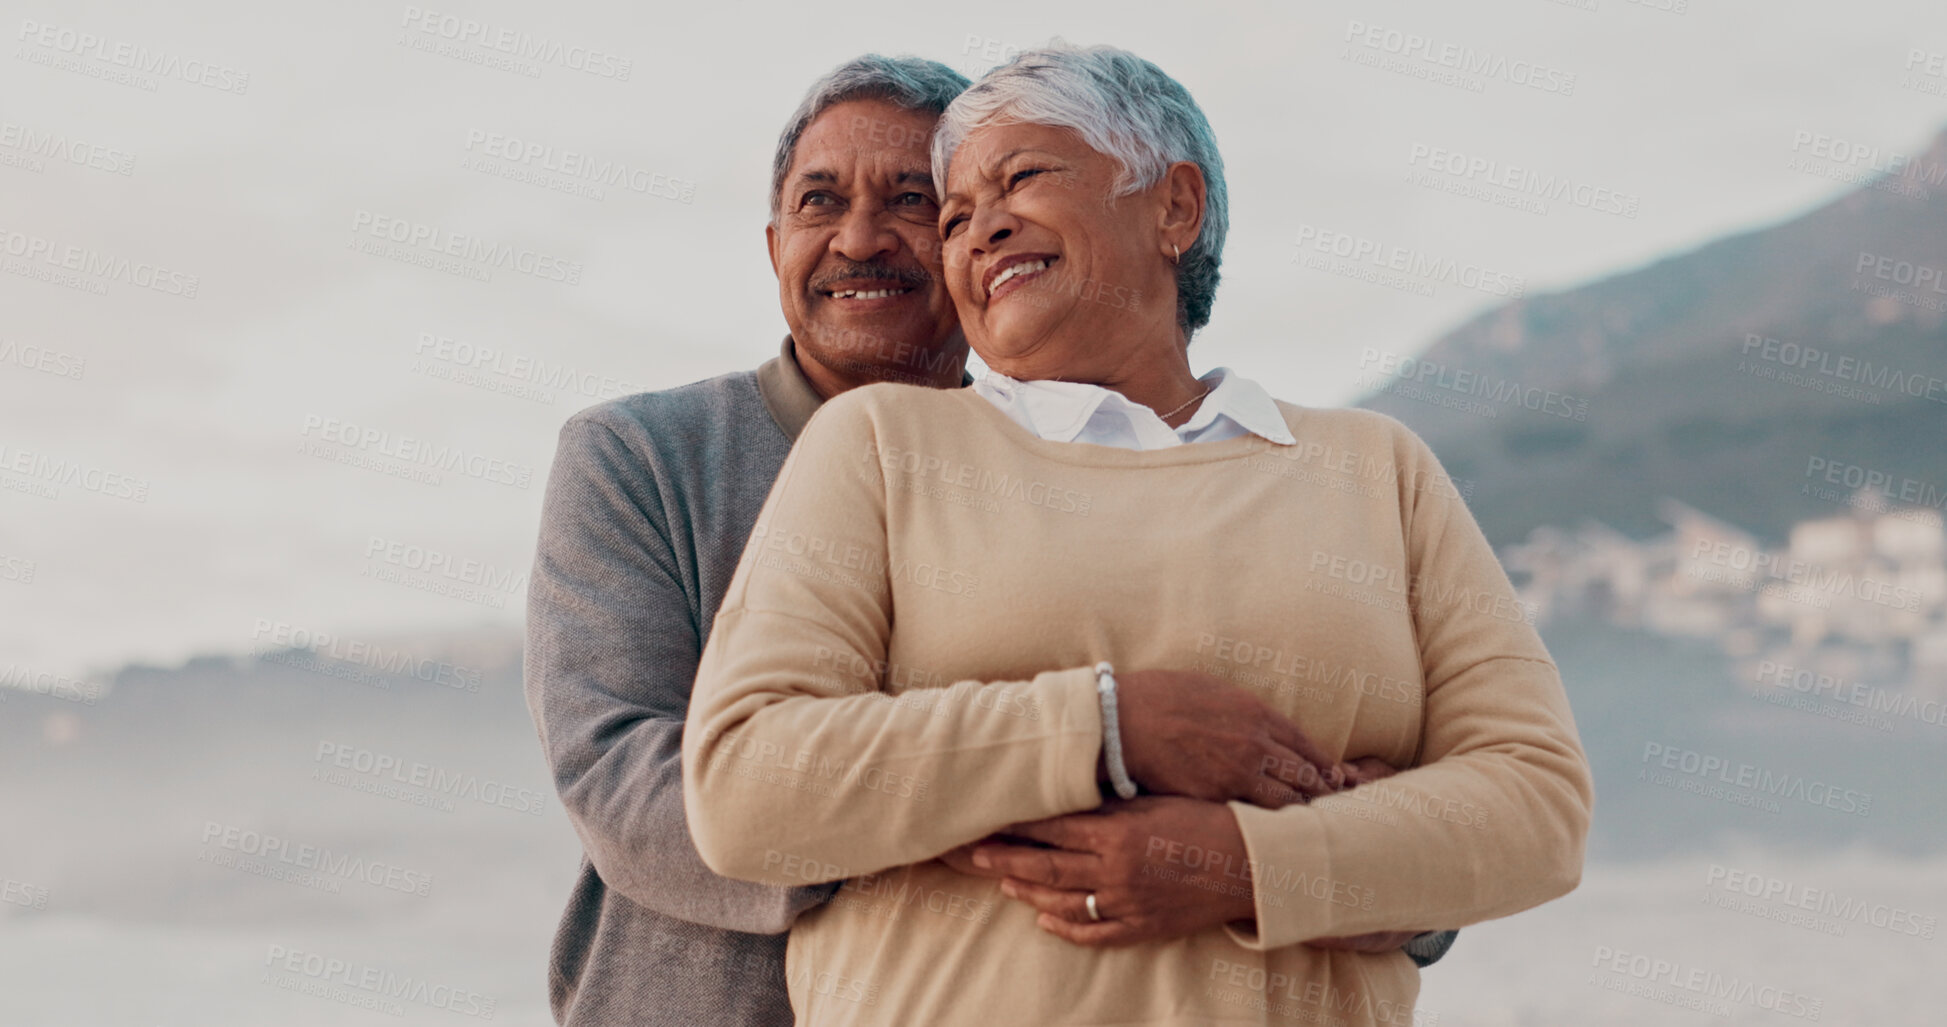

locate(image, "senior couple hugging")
[[523, 43, 1593, 1027]]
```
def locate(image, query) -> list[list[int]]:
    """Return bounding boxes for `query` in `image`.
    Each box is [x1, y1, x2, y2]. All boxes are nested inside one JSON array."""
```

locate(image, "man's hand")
[[1308, 930, 1423, 953], [1339, 756, 1399, 789], [946, 796, 1257, 947], [1112, 669, 1342, 808]]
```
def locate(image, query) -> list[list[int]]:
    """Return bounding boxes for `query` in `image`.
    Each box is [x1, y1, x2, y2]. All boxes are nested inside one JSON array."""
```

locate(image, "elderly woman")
[[683, 45, 1592, 1026]]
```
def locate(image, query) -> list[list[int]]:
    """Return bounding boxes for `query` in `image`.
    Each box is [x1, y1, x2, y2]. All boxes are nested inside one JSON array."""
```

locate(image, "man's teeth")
[[830, 287, 911, 299], [989, 259, 1050, 295]]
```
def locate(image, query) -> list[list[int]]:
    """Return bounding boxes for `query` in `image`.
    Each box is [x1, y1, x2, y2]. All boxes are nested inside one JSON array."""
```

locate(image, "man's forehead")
[[790, 160, 934, 187], [789, 111, 936, 189], [799, 99, 938, 154]]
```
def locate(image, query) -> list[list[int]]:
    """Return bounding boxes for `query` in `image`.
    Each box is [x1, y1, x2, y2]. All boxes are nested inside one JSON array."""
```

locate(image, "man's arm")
[[524, 412, 835, 934], [1404, 930, 1459, 967]]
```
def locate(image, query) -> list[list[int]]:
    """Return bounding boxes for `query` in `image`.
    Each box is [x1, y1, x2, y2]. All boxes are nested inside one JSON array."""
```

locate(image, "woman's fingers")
[[1000, 877, 1096, 922], [970, 840, 1100, 890], [936, 842, 1005, 878], [1035, 911, 1133, 947]]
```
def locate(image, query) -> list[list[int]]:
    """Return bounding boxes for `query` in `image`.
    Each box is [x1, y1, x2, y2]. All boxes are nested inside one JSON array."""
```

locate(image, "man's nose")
[[831, 208, 901, 262]]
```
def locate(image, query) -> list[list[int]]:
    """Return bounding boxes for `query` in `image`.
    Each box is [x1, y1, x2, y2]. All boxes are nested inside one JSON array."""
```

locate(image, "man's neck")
[[791, 336, 969, 401]]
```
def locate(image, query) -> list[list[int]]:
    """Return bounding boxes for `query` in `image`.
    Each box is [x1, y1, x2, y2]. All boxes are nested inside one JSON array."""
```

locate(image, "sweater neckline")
[[942, 382, 1302, 468]]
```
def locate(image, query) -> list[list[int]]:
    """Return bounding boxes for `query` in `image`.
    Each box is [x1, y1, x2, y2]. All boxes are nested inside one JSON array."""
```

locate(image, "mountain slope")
[[1361, 127, 1947, 546]]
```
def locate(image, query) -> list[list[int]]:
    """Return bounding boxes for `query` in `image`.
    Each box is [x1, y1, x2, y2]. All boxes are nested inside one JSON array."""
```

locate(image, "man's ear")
[[1157, 161, 1206, 257], [765, 220, 782, 279]]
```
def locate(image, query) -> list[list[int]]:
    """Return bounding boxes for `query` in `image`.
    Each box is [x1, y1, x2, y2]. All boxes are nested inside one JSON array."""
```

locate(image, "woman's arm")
[[1219, 420, 1595, 950], [682, 388, 1372, 886], [681, 390, 1109, 884]]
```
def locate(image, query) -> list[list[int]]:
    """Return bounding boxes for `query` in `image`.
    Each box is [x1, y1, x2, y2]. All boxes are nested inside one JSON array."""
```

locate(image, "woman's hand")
[[941, 759, 1423, 953], [947, 796, 1257, 947], [1112, 669, 1343, 808]]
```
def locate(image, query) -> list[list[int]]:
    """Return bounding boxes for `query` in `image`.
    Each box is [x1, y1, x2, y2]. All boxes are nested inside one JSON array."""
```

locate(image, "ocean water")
[[2, 848, 1938, 1026]]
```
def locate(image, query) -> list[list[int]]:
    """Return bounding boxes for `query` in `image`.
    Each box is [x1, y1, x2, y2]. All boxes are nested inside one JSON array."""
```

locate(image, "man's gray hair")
[[770, 55, 970, 225], [931, 44, 1229, 337]]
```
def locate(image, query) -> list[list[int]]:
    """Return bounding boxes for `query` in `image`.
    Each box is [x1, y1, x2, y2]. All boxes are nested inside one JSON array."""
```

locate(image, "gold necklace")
[[1157, 383, 1211, 422]]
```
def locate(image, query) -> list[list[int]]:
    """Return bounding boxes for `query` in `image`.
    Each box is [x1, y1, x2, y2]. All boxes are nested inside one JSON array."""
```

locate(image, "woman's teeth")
[[989, 259, 1050, 296]]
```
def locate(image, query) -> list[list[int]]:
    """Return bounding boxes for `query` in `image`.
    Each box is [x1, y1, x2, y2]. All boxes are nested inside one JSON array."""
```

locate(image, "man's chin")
[[802, 305, 936, 345], [797, 311, 956, 380]]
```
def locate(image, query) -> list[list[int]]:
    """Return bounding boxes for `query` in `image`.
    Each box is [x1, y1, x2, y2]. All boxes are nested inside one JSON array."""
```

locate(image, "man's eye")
[[801, 191, 837, 208], [894, 192, 936, 207]]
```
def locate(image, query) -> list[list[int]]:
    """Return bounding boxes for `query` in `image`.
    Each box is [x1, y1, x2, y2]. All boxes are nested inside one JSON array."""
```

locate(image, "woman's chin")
[[969, 313, 1062, 367]]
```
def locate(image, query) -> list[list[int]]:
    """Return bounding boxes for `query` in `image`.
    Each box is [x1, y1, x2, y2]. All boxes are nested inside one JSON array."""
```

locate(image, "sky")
[[4, 0, 1945, 682]]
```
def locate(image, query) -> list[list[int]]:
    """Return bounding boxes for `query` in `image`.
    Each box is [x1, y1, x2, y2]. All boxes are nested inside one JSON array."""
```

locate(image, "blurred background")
[[3, 0, 1943, 1023]]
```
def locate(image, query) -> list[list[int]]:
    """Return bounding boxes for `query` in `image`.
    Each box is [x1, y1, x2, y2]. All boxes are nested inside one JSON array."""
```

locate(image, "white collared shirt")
[[971, 366, 1296, 450]]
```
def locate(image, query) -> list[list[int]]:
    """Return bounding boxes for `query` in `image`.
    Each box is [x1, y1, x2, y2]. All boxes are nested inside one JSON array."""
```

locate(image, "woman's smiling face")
[[938, 120, 1180, 381]]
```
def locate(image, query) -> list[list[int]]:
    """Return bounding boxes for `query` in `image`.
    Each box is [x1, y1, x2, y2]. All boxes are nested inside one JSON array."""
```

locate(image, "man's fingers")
[[1258, 742, 1337, 800], [1344, 757, 1400, 787], [1245, 774, 1306, 810], [971, 841, 1099, 889], [1259, 712, 1340, 781]]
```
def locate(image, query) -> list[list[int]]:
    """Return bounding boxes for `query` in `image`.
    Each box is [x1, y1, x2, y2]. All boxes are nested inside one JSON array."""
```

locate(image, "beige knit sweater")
[[682, 382, 1593, 1026]]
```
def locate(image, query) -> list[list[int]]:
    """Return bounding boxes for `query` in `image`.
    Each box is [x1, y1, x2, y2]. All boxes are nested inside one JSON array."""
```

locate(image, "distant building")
[[1503, 492, 1947, 692]]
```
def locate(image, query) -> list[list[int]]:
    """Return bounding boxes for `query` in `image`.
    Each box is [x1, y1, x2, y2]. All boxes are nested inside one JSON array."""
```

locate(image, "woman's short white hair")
[[931, 44, 1229, 337]]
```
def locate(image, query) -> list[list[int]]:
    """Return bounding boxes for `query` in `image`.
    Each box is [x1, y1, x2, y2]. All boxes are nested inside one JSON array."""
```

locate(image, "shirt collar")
[[974, 366, 1296, 446], [754, 336, 823, 442], [977, 375, 1117, 443], [1181, 366, 1297, 445]]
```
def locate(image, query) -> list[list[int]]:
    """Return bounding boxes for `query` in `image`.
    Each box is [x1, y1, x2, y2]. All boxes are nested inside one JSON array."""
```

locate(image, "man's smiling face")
[[768, 98, 960, 387]]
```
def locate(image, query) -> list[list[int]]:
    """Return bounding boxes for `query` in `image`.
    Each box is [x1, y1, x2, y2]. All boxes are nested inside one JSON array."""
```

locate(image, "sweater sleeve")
[[682, 390, 1107, 885], [1222, 421, 1594, 950], [523, 412, 835, 934]]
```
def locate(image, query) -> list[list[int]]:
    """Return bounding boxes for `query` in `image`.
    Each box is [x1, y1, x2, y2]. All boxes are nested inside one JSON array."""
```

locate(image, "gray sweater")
[[525, 338, 844, 1026]]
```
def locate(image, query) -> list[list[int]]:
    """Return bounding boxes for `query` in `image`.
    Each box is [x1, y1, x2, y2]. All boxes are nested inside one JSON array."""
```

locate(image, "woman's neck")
[[991, 325, 1206, 426]]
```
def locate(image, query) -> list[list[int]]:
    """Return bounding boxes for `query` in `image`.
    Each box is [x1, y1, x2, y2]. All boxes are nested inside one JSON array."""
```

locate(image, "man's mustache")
[[809, 262, 933, 293]]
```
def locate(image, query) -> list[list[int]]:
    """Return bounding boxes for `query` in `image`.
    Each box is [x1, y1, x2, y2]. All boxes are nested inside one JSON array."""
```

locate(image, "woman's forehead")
[[944, 122, 1093, 185]]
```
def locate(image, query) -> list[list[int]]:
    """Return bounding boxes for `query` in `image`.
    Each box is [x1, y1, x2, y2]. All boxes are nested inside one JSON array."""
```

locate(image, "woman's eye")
[[1008, 168, 1045, 188], [941, 215, 967, 239]]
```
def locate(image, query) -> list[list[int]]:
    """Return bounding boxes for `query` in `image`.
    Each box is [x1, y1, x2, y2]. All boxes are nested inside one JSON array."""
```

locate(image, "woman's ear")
[[1157, 161, 1206, 259]]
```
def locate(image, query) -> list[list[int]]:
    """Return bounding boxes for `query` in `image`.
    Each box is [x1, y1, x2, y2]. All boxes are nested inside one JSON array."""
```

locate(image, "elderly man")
[[525, 51, 1457, 1027], [523, 55, 972, 1026]]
